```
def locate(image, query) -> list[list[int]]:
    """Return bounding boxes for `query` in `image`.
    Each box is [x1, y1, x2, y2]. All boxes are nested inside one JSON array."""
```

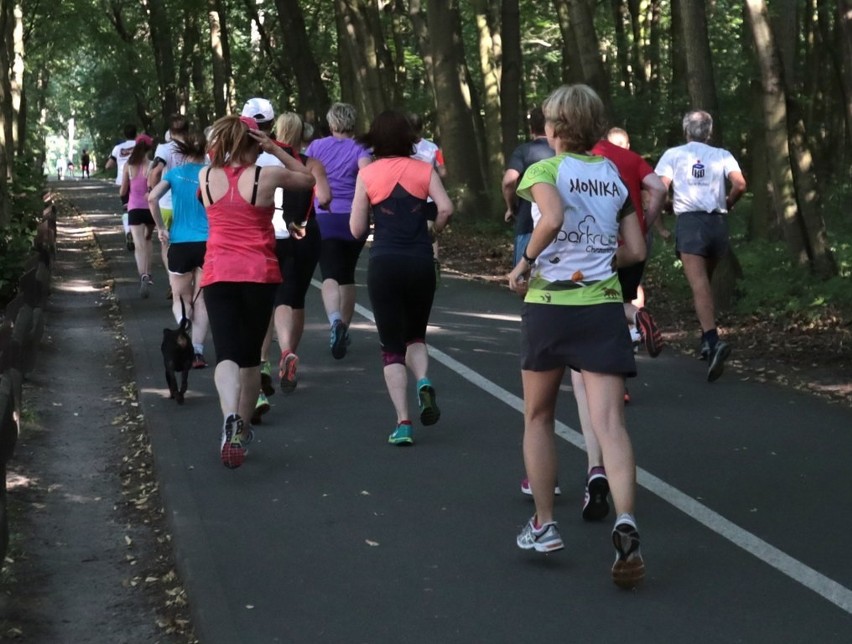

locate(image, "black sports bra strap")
[[204, 167, 214, 204], [250, 166, 261, 205]]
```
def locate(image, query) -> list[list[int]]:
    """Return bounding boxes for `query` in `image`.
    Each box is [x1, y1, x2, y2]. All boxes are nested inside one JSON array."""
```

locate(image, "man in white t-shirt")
[[655, 110, 746, 382], [408, 113, 447, 274], [105, 124, 137, 250]]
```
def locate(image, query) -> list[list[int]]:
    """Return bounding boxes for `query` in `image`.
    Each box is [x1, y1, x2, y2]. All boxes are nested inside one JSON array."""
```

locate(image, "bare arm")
[[105, 156, 116, 170], [501, 168, 521, 223], [148, 161, 165, 191], [616, 209, 647, 267], [508, 182, 563, 292], [250, 130, 315, 190], [119, 165, 130, 198], [428, 169, 453, 233], [726, 170, 746, 211], [307, 157, 331, 209], [148, 179, 171, 239], [350, 176, 370, 239], [640, 171, 667, 230]]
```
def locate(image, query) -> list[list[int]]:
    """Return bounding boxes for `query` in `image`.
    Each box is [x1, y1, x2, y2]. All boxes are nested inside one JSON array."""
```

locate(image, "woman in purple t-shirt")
[[305, 103, 372, 360]]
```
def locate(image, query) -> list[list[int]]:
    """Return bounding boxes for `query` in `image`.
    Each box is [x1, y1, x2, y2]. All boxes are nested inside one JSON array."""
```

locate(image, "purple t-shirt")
[[305, 136, 371, 215]]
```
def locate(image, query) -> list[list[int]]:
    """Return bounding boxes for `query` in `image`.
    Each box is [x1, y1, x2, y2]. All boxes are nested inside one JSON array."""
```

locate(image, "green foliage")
[[0, 162, 45, 307]]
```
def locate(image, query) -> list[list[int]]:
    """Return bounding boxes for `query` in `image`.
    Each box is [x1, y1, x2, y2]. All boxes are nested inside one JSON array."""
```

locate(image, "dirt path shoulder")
[[0, 195, 194, 642]]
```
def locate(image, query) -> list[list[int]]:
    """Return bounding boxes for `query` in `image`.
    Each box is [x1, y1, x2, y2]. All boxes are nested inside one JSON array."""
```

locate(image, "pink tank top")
[[200, 166, 281, 286], [127, 165, 150, 211]]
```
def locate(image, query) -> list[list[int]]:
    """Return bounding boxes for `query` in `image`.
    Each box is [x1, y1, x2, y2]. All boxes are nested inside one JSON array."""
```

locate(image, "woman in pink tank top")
[[119, 134, 155, 297], [199, 114, 315, 469]]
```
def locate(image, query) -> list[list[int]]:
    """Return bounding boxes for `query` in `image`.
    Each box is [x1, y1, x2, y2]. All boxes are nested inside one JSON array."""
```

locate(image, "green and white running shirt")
[[517, 152, 631, 306]]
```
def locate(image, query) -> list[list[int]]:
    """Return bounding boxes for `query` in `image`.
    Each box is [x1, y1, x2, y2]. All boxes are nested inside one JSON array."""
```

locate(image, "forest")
[[0, 0, 850, 307]]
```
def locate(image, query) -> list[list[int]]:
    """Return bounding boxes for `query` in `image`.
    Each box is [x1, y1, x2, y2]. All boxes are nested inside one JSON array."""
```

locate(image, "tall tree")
[[500, 0, 521, 161], [553, 0, 584, 84], [839, 0, 852, 147], [207, 0, 233, 117], [674, 0, 720, 141], [472, 0, 504, 183], [143, 0, 178, 127], [745, 0, 836, 277], [426, 0, 489, 215], [0, 0, 12, 224], [566, 0, 611, 107], [272, 0, 331, 123]]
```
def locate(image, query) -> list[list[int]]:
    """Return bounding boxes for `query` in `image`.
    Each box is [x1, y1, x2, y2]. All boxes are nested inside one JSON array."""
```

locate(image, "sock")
[[398, 419, 412, 426], [615, 512, 637, 529], [417, 377, 432, 390], [588, 465, 606, 478], [193, 343, 204, 355], [702, 328, 719, 349], [329, 312, 342, 326]]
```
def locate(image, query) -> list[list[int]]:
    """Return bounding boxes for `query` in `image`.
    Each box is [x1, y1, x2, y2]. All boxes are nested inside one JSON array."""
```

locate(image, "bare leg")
[[521, 367, 564, 525], [571, 369, 602, 471], [581, 370, 635, 516], [321, 278, 341, 323], [681, 252, 716, 333], [339, 284, 357, 326], [404, 342, 429, 382], [383, 363, 409, 423]]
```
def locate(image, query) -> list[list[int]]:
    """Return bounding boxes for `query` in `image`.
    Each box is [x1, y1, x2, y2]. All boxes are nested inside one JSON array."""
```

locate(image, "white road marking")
[[333, 290, 852, 615]]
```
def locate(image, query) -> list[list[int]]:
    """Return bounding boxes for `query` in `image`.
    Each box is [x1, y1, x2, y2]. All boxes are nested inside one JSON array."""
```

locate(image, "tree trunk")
[[143, 0, 178, 127], [500, 0, 522, 161], [675, 0, 721, 142], [272, 0, 331, 123], [12, 3, 23, 155], [426, 0, 489, 216], [553, 0, 584, 84], [567, 0, 611, 109], [0, 0, 12, 224], [610, 0, 632, 92], [838, 0, 852, 151], [334, 0, 389, 129], [626, 0, 648, 88], [645, 0, 662, 92], [472, 0, 504, 184], [408, 0, 437, 116], [744, 0, 837, 275], [208, 0, 229, 117], [243, 0, 292, 96]]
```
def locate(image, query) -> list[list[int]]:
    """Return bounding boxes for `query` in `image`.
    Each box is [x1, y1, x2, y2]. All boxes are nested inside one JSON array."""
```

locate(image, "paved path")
[[56, 181, 852, 643]]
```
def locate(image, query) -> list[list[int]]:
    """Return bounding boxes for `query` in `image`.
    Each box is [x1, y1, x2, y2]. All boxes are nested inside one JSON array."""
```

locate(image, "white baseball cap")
[[241, 97, 275, 124]]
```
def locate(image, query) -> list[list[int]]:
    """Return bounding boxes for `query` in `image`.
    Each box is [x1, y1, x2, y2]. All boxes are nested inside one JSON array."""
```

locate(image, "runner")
[[148, 132, 210, 368], [507, 84, 646, 589], [408, 112, 446, 279], [350, 110, 453, 445], [105, 124, 137, 251], [305, 103, 372, 360], [199, 115, 315, 469], [119, 134, 156, 298], [655, 110, 746, 382]]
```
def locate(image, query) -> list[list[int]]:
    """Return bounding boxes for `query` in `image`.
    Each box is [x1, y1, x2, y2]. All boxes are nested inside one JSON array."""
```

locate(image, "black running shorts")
[[167, 241, 206, 275], [520, 301, 636, 376]]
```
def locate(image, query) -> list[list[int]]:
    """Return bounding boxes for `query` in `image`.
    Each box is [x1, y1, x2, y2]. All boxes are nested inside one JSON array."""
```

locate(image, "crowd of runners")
[[97, 84, 745, 590]]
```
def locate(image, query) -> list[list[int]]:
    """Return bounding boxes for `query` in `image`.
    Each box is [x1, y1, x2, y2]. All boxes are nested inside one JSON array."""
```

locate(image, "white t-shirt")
[[411, 138, 443, 204], [110, 140, 136, 186], [255, 152, 289, 239], [153, 140, 187, 210], [655, 141, 741, 214]]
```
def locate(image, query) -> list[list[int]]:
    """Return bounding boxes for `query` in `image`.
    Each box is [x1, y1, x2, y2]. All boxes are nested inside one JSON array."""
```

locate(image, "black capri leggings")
[[275, 218, 322, 309], [367, 254, 436, 357], [203, 281, 278, 368], [319, 237, 366, 285]]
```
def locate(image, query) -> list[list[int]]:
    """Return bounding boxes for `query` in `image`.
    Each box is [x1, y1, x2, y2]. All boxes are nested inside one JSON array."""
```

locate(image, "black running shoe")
[[582, 472, 610, 521], [126, 231, 135, 251], [330, 320, 348, 360], [707, 341, 731, 382]]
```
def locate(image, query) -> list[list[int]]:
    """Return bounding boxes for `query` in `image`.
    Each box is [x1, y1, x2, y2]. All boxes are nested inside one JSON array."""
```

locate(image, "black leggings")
[[367, 254, 436, 357], [204, 282, 278, 367], [319, 238, 366, 285], [275, 218, 321, 309]]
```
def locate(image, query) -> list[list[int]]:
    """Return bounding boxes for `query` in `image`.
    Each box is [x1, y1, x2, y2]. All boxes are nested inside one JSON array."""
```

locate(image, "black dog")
[[161, 297, 194, 404]]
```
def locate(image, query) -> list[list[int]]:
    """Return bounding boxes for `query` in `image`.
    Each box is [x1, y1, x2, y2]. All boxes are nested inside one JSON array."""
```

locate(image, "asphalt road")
[[55, 180, 852, 644]]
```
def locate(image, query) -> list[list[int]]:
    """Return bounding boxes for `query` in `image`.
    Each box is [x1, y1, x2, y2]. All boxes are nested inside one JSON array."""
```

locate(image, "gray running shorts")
[[675, 211, 729, 258]]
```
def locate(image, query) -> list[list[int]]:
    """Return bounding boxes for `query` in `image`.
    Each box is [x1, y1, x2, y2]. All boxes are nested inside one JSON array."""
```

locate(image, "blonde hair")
[[542, 84, 607, 153], [206, 115, 259, 167], [275, 112, 304, 148]]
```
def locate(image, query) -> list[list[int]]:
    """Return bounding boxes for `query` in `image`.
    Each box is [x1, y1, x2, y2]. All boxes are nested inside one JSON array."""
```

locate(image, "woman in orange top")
[[350, 110, 452, 446]]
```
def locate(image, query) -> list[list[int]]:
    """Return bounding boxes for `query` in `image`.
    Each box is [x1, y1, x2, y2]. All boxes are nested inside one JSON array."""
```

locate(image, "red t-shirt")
[[591, 139, 655, 234]]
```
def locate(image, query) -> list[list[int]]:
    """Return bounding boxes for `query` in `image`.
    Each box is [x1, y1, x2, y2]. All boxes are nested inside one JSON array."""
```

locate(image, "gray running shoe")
[[516, 517, 564, 552], [612, 521, 645, 589], [707, 341, 731, 382]]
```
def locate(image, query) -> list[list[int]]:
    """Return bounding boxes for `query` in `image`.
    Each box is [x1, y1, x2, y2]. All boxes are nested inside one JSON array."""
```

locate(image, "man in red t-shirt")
[[591, 127, 667, 359]]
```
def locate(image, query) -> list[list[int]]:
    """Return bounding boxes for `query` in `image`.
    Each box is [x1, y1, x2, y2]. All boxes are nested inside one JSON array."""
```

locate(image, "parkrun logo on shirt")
[[692, 161, 705, 179], [556, 215, 617, 253]]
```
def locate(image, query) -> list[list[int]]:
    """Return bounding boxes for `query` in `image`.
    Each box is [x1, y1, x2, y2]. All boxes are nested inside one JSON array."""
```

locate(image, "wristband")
[[522, 250, 536, 265]]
